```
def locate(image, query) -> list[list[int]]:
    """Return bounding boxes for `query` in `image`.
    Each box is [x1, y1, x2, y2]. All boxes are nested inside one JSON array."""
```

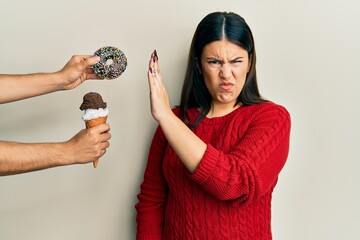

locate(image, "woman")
[[136, 11, 291, 240]]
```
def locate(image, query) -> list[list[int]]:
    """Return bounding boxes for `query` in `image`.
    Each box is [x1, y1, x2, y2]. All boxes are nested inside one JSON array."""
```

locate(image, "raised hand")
[[147, 50, 172, 123]]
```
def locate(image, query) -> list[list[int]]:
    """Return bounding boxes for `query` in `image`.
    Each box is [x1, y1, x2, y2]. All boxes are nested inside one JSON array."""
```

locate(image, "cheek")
[[233, 70, 247, 92], [203, 78, 214, 94], [234, 69, 248, 83], [202, 72, 217, 88]]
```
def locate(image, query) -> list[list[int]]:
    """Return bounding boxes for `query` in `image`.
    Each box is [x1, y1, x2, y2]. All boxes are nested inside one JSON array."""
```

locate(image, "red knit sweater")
[[135, 102, 291, 240]]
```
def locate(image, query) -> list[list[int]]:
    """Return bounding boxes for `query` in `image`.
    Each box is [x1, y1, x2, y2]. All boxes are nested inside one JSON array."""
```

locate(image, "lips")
[[219, 82, 233, 91]]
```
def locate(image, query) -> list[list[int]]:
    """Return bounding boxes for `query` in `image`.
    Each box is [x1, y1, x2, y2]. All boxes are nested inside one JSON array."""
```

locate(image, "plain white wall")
[[1, 0, 359, 239]]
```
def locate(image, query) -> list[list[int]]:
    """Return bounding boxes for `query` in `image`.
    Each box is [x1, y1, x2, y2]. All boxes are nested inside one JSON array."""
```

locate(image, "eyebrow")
[[205, 56, 244, 61]]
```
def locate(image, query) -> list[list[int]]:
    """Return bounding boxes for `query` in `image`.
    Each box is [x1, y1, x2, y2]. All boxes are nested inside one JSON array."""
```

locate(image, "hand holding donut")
[[58, 47, 128, 91], [58, 55, 103, 90], [147, 50, 172, 123]]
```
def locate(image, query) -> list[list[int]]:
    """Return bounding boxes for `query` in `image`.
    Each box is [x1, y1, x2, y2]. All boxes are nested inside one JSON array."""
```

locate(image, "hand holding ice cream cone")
[[80, 92, 109, 168]]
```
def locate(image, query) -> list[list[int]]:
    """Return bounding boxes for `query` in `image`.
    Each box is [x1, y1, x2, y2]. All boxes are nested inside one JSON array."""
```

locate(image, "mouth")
[[219, 82, 234, 91]]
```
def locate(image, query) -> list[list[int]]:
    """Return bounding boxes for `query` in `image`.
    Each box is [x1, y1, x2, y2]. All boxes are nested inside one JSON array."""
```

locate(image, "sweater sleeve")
[[191, 104, 291, 206], [135, 125, 168, 240]]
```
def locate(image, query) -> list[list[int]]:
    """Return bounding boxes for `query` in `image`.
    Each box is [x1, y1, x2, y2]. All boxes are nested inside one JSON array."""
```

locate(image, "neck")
[[206, 102, 241, 118]]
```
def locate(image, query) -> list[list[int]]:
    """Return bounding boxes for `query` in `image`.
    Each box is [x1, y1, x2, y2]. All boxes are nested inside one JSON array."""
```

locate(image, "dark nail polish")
[[149, 67, 152, 73], [154, 50, 158, 60]]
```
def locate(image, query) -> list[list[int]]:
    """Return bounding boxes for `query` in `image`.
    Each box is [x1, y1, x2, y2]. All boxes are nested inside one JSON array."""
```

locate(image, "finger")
[[154, 49, 158, 60], [100, 148, 108, 158], [97, 149, 106, 158], [148, 52, 156, 78], [70, 55, 91, 64], [72, 55, 99, 71], [100, 132, 112, 142], [150, 62, 157, 77], [148, 67, 158, 85], [148, 50, 160, 86], [101, 141, 110, 150], [147, 67, 153, 79], [153, 50, 159, 71], [148, 68, 156, 90], [84, 67, 101, 75], [149, 52, 155, 69], [84, 56, 100, 67], [86, 73, 104, 80], [76, 54, 93, 59], [150, 50, 161, 77], [91, 123, 110, 133], [100, 123, 110, 133]]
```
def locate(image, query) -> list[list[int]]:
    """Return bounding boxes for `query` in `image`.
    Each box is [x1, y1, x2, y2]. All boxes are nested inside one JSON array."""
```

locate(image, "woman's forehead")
[[202, 40, 248, 59]]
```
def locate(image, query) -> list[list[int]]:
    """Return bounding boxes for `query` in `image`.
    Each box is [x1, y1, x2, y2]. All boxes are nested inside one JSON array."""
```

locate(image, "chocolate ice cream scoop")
[[80, 92, 107, 110]]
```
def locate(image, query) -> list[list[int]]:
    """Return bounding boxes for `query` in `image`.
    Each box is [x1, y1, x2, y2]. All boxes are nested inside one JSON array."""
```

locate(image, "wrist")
[[158, 110, 180, 131], [157, 108, 175, 125], [53, 142, 74, 166], [52, 71, 68, 90]]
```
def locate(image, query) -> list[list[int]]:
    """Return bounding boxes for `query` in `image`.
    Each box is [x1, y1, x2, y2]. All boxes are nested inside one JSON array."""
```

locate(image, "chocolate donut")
[[92, 46, 127, 79]]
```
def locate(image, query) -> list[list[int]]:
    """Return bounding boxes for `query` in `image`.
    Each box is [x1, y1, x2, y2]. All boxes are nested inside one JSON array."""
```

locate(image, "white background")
[[1, 0, 359, 239]]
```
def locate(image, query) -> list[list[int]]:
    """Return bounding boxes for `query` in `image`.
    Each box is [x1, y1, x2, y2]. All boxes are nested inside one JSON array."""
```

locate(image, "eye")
[[207, 60, 221, 66], [230, 60, 243, 65]]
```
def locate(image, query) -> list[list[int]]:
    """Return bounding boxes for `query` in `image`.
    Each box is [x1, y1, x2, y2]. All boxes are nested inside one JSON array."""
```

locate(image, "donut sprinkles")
[[92, 46, 127, 79]]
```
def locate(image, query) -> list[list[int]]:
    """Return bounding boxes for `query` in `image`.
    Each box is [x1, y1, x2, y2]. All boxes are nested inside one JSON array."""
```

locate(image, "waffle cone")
[[85, 116, 108, 168]]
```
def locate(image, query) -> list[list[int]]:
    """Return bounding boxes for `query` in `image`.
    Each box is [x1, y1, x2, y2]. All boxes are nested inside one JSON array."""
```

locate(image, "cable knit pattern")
[[135, 102, 291, 240]]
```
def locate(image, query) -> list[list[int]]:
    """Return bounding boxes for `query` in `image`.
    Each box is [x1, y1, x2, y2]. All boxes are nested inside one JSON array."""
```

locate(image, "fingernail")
[[154, 49, 158, 60], [149, 67, 152, 73]]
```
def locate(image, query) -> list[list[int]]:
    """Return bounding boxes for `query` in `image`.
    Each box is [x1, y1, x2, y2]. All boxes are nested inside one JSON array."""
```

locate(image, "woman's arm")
[[147, 51, 207, 173], [190, 105, 291, 204], [135, 126, 169, 240]]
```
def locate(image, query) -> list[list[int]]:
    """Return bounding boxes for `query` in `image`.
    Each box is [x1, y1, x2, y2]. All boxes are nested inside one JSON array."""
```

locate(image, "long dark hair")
[[179, 11, 267, 127]]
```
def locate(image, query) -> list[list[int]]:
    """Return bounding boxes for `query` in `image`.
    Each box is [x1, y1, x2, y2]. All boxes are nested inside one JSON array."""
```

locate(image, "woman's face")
[[200, 39, 250, 108]]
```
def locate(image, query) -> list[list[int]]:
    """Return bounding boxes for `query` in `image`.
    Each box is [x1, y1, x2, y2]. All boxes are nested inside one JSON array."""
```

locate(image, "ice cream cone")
[[85, 116, 108, 168], [80, 92, 108, 169]]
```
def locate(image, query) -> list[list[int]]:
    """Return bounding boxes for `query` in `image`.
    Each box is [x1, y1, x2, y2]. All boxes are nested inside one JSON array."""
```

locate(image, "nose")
[[220, 63, 231, 80]]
